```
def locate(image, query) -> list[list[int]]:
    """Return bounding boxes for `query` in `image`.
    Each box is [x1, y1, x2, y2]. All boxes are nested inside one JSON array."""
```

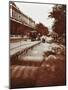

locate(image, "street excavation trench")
[[10, 42, 66, 88]]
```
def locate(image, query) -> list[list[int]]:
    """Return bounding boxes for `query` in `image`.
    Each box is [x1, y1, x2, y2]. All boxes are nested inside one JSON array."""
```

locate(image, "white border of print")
[[0, 0, 67, 90]]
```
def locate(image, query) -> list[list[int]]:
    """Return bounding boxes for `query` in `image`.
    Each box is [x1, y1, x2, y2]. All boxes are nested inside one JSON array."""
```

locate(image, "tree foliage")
[[36, 23, 49, 35], [49, 5, 66, 36]]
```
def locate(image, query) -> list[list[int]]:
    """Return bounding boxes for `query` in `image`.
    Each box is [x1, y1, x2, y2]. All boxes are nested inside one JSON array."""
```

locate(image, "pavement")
[[19, 42, 61, 62], [10, 40, 41, 56]]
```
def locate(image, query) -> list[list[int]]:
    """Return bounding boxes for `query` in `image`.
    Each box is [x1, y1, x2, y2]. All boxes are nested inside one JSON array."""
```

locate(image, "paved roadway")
[[10, 40, 41, 56], [18, 42, 60, 62]]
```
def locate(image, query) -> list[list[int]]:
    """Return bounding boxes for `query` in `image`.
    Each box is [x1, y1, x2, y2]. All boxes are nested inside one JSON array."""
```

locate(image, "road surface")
[[10, 40, 41, 56], [18, 42, 60, 62]]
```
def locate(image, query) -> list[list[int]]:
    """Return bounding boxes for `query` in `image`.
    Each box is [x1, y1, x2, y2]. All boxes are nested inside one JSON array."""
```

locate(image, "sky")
[[15, 2, 55, 31]]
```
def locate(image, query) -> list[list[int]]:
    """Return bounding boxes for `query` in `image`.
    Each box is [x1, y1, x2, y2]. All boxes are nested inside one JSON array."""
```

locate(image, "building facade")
[[9, 2, 36, 36]]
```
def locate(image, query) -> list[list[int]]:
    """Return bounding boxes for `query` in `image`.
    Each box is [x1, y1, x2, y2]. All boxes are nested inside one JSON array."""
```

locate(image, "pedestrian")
[[41, 35, 46, 43]]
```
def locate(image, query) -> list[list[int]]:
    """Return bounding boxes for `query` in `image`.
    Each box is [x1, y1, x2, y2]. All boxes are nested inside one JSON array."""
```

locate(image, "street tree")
[[36, 23, 49, 36], [49, 5, 66, 36]]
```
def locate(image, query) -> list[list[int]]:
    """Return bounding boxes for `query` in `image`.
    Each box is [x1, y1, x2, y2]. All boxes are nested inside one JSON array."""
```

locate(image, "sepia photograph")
[[9, 1, 66, 89]]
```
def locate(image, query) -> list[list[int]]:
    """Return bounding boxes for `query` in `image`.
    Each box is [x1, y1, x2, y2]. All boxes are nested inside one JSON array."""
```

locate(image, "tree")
[[36, 23, 49, 36], [49, 5, 66, 36]]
